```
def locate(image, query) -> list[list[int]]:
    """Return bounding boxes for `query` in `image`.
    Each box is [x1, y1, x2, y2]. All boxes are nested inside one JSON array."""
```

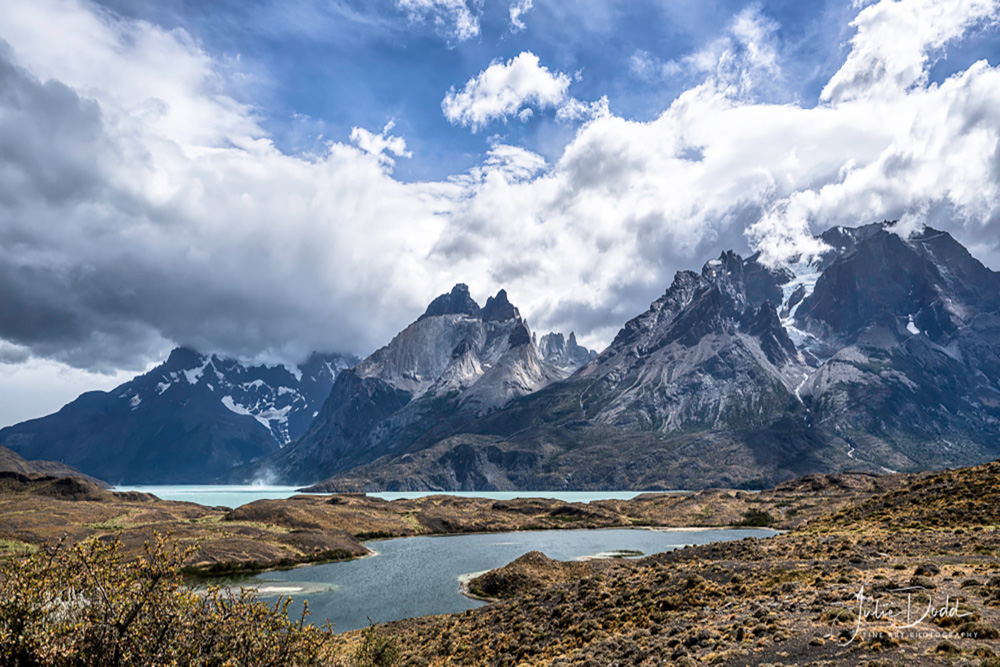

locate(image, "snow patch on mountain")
[[182, 358, 211, 385], [221, 395, 251, 416]]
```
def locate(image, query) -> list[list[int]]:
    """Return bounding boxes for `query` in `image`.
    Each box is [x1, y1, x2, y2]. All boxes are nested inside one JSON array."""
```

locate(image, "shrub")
[[737, 509, 776, 527], [0, 534, 330, 666], [354, 619, 400, 667]]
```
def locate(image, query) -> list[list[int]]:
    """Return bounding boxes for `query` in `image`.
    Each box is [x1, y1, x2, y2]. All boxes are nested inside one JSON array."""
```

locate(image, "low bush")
[[0, 534, 330, 666], [737, 509, 776, 527]]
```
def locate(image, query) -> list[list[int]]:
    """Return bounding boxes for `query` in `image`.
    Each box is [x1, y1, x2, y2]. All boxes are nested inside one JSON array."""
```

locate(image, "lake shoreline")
[[3, 470, 904, 578], [110, 484, 688, 509], [245, 527, 779, 633]]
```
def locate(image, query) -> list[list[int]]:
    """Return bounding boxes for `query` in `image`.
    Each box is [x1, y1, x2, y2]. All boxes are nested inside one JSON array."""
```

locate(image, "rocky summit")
[[0, 348, 356, 484], [305, 222, 1000, 491], [255, 284, 597, 485]]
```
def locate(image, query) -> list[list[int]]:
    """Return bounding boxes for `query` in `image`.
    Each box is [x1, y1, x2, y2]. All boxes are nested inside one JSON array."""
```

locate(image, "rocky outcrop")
[[418, 283, 481, 321], [0, 445, 109, 488], [537, 331, 597, 376]]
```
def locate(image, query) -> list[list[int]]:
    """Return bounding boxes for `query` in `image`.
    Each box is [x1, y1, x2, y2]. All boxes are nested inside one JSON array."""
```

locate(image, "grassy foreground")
[[4, 463, 1000, 665], [323, 461, 1000, 667]]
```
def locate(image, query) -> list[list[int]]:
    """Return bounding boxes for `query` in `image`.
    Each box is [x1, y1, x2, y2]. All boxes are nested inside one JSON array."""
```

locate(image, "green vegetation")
[[354, 620, 400, 667], [0, 534, 331, 666], [0, 539, 37, 555], [736, 508, 776, 527]]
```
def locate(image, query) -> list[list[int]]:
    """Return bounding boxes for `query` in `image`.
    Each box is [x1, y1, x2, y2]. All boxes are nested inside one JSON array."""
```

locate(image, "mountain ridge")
[[0, 348, 357, 484], [251, 284, 597, 484], [303, 222, 1000, 491]]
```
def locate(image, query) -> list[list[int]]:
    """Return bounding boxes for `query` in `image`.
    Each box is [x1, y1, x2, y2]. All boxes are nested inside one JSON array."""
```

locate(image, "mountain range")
[[247, 284, 597, 483], [0, 349, 357, 483], [299, 222, 1000, 491], [2, 221, 998, 490]]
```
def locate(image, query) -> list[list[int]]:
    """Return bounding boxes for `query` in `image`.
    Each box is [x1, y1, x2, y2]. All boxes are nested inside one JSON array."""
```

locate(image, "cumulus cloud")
[[1, 0, 1000, 388], [822, 0, 999, 103], [555, 95, 611, 123], [509, 0, 533, 32], [468, 143, 547, 183], [396, 0, 480, 41], [442, 52, 572, 131], [350, 121, 412, 167], [0, 0, 459, 370], [749, 0, 1000, 263]]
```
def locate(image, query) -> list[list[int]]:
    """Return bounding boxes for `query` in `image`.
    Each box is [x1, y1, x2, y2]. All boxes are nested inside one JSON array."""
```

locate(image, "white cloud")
[[396, 0, 480, 41], [442, 52, 572, 131], [0, 0, 460, 371], [555, 95, 611, 123], [2, 0, 1000, 421], [350, 121, 412, 167], [509, 0, 533, 32], [462, 142, 547, 184], [630, 7, 783, 100], [629, 49, 682, 80], [822, 0, 999, 103]]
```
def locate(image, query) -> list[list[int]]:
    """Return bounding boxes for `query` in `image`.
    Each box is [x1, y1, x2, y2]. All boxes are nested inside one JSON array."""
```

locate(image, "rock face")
[[306, 222, 1000, 491], [537, 331, 598, 376], [0, 349, 356, 484], [569, 250, 804, 434], [790, 224, 1000, 470], [257, 286, 595, 484]]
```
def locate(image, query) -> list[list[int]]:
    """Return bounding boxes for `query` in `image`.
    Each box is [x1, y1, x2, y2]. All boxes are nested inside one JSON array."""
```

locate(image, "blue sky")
[[83, 0, 999, 185], [1, 0, 1000, 426], [91, 0, 880, 180]]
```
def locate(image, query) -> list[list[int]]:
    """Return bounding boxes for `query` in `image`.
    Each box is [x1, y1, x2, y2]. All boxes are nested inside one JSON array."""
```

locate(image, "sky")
[[1, 0, 1000, 427]]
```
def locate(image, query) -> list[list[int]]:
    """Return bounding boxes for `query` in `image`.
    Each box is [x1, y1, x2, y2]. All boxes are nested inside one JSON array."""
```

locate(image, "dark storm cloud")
[[0, 41, 445, 370], [0, 47, 109, 207]]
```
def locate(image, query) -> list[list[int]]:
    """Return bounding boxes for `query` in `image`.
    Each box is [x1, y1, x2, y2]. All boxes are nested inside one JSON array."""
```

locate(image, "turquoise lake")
[[114, 486, 772, 633], [236, 527, 777, 633]]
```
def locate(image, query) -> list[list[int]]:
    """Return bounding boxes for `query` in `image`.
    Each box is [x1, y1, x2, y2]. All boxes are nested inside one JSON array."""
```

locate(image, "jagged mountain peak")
[[538, 330, 598, 375], [417, 284, 525, 325], [606, 255, 787, 360], [482, 288, 520, 322], [259, 284, 598, 483], [163, 346, 204, 371], [419, 283, 482, 321], [700, 249, 742, 281], [793, 223, 1000, 347]]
